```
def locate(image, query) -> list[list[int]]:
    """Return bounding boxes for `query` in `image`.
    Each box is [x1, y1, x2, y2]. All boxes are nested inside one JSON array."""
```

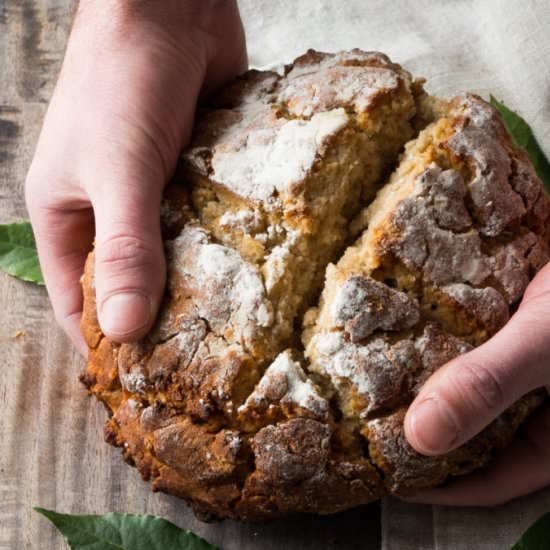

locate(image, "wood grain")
[[0, 2, 381, 548]]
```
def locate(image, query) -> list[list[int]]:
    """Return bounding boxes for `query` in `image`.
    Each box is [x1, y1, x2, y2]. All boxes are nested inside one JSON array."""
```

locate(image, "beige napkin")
[[238, 0, 550, 546]]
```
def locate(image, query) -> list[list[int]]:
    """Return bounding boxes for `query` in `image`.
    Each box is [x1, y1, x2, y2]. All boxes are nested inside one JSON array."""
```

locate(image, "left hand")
[[403, 262, 550, 506], [25, 0, 247, 355]]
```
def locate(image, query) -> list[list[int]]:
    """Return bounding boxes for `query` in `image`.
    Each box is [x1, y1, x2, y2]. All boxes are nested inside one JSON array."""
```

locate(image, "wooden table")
[[0, 2, 381, 548]]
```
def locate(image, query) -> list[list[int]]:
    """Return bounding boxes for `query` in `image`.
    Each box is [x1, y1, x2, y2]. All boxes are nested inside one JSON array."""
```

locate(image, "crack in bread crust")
[[80, 50, 550, 521]]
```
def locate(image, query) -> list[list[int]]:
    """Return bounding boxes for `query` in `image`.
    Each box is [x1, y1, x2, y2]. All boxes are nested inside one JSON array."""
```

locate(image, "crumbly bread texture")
[[81, 50, 550, 521]]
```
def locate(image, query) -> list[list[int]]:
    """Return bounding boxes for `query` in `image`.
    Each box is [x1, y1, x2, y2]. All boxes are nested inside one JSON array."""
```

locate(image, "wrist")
[[76, 0, 233, 49], [76, 0, 216, 58], [71, 0, 246, 95]]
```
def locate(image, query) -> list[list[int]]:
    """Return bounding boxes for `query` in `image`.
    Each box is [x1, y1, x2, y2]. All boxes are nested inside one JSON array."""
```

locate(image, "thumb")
[[405, 271, 550, 456], [91, 177, 165, 342]]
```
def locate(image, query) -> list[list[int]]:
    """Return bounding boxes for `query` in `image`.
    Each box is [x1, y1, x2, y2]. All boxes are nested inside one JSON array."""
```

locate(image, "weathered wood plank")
[[0, 2, 382, 549]]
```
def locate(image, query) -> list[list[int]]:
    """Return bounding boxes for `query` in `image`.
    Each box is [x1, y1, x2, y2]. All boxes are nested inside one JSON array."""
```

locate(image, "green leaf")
[[511, 512, 550, 550], [34, 507, 218, 550], [490, 95, 550, 195], [0, 222, 44, 284]]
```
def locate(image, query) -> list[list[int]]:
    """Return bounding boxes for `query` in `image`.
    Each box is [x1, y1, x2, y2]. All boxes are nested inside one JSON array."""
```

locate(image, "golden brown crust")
[[238, 419, 381, 519], [80, 50, 550, 521]]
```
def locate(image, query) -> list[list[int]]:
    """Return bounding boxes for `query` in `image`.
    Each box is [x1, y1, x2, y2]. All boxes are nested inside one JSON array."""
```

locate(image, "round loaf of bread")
[[80, 50, 550, 521]]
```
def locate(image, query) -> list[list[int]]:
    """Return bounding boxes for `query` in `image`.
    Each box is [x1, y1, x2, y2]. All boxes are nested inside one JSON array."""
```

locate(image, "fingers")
[[405, 264, 550, 456], [401, 402, 550, 506], [26, 200, 93, 356], [27, 165, 166, 348], [90, 174, 165, 342]]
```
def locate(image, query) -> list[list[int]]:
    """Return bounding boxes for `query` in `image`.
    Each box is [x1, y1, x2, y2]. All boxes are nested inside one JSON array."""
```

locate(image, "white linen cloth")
[[237, 0, 550, 548]]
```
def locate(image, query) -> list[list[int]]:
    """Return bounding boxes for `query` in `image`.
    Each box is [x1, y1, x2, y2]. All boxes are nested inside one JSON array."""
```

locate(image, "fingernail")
[[99, 291, 152, 339], [409, 397, 459, 455]]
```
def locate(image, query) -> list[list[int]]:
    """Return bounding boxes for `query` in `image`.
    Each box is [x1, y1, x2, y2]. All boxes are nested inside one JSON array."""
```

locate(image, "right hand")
[[404, 263, 550, 506], [25, 0, 247, 355]]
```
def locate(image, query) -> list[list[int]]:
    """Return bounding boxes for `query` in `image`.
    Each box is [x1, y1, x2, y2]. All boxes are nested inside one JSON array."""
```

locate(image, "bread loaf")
[[80, 50, 550, 521]]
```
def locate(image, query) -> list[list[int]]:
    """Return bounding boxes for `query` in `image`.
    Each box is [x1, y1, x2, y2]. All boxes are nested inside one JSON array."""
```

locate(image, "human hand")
[[25, 0, 247, 355], [404, 262, 550, 505]]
